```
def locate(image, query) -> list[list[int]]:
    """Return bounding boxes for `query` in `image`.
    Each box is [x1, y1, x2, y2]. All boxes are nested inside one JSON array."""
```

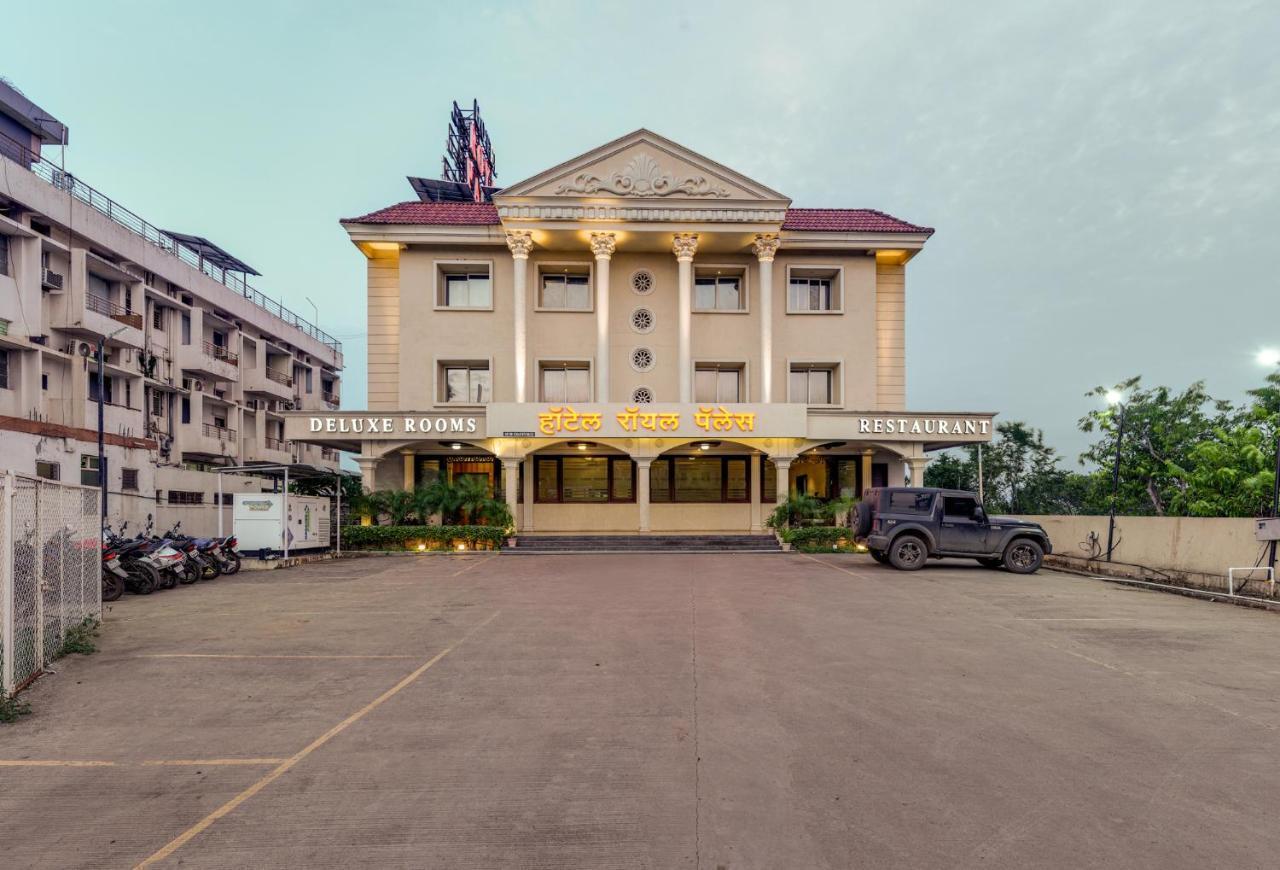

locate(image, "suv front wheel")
[[888, 535, 929, 571], [1002, 538, 1044, 574]]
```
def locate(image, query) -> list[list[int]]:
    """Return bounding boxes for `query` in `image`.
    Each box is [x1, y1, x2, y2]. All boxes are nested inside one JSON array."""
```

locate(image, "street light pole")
[[1106, 401, 1126, 562], [96, 326, 130, 530]]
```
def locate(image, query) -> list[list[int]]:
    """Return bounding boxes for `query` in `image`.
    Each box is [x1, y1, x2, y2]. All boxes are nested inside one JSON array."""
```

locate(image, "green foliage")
[[765, 493, 823, 529], [0, 691, 31, 724], [417, 478, 461, 520], [378, 489, 418, 525], [341, 524, 507, 551], [56, 617, 100, 658], [925, 422, 1089, 514], [781, 526, 852, 551]]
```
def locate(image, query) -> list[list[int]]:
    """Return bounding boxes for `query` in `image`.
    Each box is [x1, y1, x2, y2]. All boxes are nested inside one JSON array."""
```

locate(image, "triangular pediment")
[[495, 129, 790, 204]]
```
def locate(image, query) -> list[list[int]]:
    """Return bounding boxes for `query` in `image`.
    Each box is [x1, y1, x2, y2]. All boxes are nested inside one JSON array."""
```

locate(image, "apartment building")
[[290, 128, 992, 534], [0, 80, 342, 533]]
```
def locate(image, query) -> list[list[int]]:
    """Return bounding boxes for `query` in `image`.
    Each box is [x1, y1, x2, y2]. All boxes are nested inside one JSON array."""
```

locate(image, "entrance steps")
[[505, 534, 782, 554]]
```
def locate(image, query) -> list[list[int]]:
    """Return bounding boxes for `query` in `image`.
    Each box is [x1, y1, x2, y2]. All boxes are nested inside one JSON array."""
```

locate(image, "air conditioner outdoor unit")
[[42, 268, 65, 291]]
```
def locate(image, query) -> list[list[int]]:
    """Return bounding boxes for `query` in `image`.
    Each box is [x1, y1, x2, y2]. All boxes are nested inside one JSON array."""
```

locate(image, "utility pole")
[[96, 326, 129, 529], [1106, 402, 1126, 562], [977, 443, 985, 505]]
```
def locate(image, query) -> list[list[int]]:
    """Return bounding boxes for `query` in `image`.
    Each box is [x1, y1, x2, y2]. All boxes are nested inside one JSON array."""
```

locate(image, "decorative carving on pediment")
[[554, 153, 730, 198]]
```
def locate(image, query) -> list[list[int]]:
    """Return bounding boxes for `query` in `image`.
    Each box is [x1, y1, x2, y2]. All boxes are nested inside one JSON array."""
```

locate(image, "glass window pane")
[[762, 460, 777, 502], [809, 370, 831, 404], [565, 368, 590, 403], [694, 369, 717, 404], [562, 457, 609, 502], [837, 460, 859, 499], [717, 278, 740, 310], [718, 369, 740, 402], [470, 274, 491, 307], [790, 370, 807, 403], [566, 276, 590, 309], [470, 368, 491, 403], [789, 281, 807, 311], [542, 368, 566, 403], [540, 276, 565, 309], [536, 459, 559, 502], [725, 459, 748, 501], [674, 456, 722, 503], [694, 278, 716, 310], [650, 460, 671, 503], [445, 367, 467, 402], [611, 458, 634, 501], [445, 275, 467, 307]]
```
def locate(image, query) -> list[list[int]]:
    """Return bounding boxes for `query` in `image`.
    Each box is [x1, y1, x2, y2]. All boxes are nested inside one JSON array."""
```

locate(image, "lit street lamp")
[[1104, 389, 1126, 562]]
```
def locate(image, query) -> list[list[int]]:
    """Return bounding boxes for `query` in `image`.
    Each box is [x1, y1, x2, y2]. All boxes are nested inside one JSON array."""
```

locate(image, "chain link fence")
[[1, 473, 101, 696]]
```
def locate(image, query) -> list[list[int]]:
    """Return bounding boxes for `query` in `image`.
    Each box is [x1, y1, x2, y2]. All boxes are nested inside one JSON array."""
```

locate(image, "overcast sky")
[[7, 0, 1278, 463]]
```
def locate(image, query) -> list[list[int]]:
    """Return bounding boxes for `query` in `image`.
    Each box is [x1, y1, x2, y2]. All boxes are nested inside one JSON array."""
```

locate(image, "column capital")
[[505, 230, 534, 259], [589, 231, 617, 259], [672, 232, 699, 261], [751, 232, 780, 262]]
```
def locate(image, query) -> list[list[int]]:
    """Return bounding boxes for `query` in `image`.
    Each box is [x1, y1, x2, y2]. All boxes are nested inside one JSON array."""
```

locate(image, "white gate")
[[0, 472, 101, 695]]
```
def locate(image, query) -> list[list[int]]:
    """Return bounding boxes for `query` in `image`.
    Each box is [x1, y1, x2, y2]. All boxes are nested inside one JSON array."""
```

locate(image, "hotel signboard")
[[285, 406, 995, 445]]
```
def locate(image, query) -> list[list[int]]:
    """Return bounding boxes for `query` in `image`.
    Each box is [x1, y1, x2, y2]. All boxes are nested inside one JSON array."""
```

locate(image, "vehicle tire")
[[887, 534, 928, 571], [159, 566, 178, 590], [853, 501, 874, 539], [199, 557, 219, 580], [135, 562, 164, 591], [126, 566, 155, 595], [977, 557, 1003, 570], [869, 548, 890, 565], [102, 573, 125, 602], [220, 553, 241, 575], [178, 561, 200, 585], [1002, 538, 1044, 575]]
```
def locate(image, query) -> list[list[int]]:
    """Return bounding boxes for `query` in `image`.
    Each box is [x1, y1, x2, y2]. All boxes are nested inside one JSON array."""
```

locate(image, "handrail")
[[202, 422, 236, 441], [0, 128, 340, 352], [264, 436, 287, 451], [201, 339, 239, 365], [265, 367, 293, 386]]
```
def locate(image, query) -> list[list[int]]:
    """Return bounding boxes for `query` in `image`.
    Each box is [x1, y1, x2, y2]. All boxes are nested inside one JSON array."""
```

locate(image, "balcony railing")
[[322, 390, 339, 407], [201, 340, 239, 366], [202, 422, 236, 442], [0, 128, 340, 352], [86, 294, 144, 329], [265, 367, 293, 386], [264, 436, 287, 451]]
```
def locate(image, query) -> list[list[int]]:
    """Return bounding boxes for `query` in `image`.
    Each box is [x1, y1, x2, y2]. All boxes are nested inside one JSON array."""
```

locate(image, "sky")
[[5, 0, 1278, 464]]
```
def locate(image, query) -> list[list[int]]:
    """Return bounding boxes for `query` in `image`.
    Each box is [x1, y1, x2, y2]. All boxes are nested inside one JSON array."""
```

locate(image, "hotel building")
[[295, 129, 991, 534], [0, 81, 343, 533]]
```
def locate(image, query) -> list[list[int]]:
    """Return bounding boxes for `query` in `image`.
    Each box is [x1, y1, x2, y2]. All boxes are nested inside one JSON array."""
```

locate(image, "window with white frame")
[[540, 363, 591, 403], [538, 266, 591, 310], [789, 364, 837, 405], [693, 268, 745, 311], [440, 362, 491, 404], [438, 264, 492, 309], [787, 267, 841, 312], [694, 364, 743, 403]]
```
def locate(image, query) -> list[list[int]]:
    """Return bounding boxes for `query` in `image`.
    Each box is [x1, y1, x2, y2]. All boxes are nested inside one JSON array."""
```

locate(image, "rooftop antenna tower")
[[441, 100, 496, 203]]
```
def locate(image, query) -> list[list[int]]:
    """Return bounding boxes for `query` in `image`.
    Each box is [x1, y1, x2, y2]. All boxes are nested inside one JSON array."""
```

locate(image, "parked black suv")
[[852, 487, 1052, 573]]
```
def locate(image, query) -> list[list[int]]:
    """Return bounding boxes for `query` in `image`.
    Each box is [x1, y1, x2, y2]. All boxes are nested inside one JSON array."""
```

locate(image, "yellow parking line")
[[134, 609, 502, 869], [451, 555, 494, 578], [799, 553, 877, 581]]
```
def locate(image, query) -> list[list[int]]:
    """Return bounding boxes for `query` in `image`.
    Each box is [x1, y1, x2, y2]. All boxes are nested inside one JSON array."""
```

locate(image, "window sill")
[[785, 309, 844, 315], [432, 305, 495, 313], [533, 307, 595, 314], [692, 308, 750, 315]]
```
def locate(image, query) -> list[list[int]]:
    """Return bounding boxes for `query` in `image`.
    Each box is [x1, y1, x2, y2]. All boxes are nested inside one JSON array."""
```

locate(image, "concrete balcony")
[[53, 293, 145, 348], [178, 421, 239, 459], [243, 365, 295, 400], [244, 435, 292, 465], [177, 340, 240, 383]]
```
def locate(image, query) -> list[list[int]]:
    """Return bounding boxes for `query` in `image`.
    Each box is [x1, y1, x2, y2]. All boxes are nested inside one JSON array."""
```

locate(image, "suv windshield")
[[886, 491, 934, 514]]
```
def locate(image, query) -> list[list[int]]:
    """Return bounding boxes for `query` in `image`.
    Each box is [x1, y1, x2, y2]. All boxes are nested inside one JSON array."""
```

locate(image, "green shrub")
[[0, 691, 31, 723], [341, 524, 507, 551], [56, 617, 100, 658], [782, 526, 853, 552]]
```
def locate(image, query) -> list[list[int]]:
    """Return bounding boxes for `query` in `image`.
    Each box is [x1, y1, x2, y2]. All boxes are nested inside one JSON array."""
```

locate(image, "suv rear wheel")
[[1002, 538, 1044, 574], [888, 535, 928, 571]]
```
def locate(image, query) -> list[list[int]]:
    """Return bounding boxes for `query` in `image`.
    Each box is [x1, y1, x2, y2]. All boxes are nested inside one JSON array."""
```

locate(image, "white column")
[[522, 455, 536, 531], [503, 460, 519, 527], [673, 233, 699, 402], [506, 231, 534, 402], [635, 458, 652, 533], [751, 233, 780, 402], [355, 456, 379, 492], [773, 458, 793, 511], [750, 453, 763, 532], [590, 232, 617, 402], [908, 456, 929, 487]]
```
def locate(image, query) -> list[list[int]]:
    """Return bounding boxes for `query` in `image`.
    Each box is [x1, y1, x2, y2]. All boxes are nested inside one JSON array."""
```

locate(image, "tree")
[[925, 421, 1084, 514], [379, 489, 417, 526]]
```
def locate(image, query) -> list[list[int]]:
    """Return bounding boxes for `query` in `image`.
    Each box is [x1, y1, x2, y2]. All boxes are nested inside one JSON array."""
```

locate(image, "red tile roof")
[[781, 208, 933, 235], [342, 202, 932, 235], [341, 201, 500, 225]]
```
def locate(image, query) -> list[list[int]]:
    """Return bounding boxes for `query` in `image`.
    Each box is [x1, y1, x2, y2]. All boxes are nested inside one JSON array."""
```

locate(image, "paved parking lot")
[[3, 552, 1280, 869]]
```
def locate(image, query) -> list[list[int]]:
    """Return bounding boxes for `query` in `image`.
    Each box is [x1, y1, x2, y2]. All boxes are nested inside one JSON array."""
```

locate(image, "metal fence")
[[1, 473, 101, 696]]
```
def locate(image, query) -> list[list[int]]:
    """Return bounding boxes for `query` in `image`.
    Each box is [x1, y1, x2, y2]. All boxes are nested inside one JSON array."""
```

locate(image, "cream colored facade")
[[306, 130, 992, 533], [0, 85, 343, 532]]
